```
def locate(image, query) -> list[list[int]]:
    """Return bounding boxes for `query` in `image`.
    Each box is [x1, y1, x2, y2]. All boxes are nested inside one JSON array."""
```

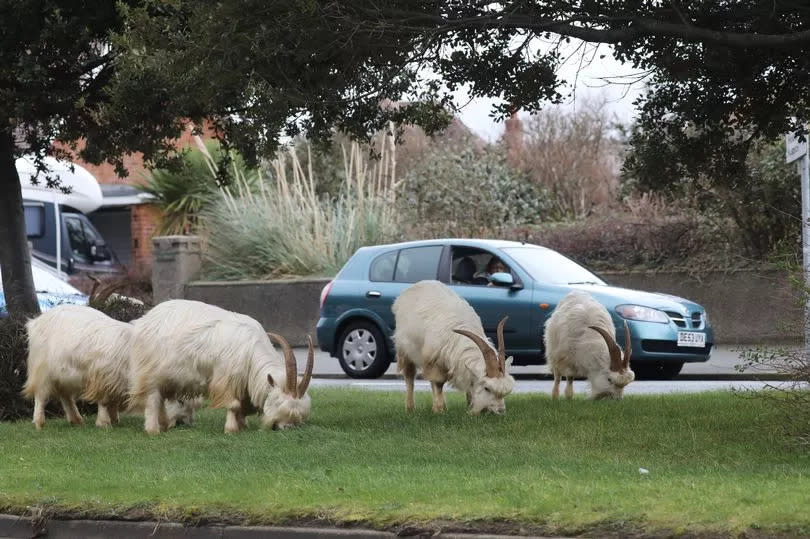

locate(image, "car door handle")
[[366, 291, 381, 298]]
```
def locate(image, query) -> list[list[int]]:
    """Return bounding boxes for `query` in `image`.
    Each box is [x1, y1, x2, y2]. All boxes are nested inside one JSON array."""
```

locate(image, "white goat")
[[544, 290, 635, 400], [128, 299, 313, 434], [392, 280, 515, 415], [22, 305, 199, 430]]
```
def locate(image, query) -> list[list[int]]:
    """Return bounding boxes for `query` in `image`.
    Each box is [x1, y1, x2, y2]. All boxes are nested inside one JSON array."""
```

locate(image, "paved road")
[[294, 344, 799, 395], [293, 344, 782, 378], [309, 377, 787, 395]]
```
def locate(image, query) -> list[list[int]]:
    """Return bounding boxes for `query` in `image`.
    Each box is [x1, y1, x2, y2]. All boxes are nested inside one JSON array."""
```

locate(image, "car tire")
[[631, 360, 684, 380], [337, 321, 391, 379]]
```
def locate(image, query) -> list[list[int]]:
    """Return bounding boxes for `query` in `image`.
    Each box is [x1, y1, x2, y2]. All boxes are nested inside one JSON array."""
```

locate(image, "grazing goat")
[[129, 300, 313, 434], [544, 290, 634, 400], [392, 280, 515, 415], [22, 305, 198, 430]]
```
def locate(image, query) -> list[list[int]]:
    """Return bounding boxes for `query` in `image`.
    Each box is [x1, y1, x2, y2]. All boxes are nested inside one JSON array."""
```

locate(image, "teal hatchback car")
[[316, 239, 713, 380]]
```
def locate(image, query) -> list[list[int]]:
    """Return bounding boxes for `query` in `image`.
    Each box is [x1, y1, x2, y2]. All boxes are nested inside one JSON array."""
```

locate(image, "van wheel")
[[337, 321, 391, 379], [631, 361, 684, 380]]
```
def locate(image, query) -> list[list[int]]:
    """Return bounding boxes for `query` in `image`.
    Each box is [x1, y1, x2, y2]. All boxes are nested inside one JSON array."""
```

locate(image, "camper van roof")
[[17, 156, 103, 213]]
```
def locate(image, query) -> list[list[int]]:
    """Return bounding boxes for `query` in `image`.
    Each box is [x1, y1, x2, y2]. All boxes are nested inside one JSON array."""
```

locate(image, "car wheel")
[[631, 361, 684, 380], [337, 321, 391, 379]]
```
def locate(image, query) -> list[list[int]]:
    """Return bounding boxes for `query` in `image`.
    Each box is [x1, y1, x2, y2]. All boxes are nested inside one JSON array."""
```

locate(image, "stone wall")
[[603, 269, 802, 344], [184, 279, 330, 347], [151, 236, 803, 346]]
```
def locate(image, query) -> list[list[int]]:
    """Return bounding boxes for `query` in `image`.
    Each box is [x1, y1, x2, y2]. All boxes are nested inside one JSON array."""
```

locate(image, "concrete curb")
[[0, 514, 562, 539], [309, 373, 792, 382]]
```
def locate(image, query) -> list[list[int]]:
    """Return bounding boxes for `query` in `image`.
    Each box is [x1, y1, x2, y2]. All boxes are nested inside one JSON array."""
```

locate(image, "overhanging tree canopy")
[[4, 1, 810, 318]]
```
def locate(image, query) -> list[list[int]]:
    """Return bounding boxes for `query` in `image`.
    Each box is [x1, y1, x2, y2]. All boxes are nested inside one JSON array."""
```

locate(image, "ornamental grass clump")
[[201, 131, 400, 280]]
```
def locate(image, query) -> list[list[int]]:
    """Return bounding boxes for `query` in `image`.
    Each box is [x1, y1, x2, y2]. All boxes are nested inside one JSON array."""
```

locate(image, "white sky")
[[452, 43, 648, 141]]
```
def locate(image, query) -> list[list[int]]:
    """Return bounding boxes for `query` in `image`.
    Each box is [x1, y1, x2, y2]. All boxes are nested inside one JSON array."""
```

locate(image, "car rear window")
[[370, 250, 398, 282], [394, 246, 442, 283]]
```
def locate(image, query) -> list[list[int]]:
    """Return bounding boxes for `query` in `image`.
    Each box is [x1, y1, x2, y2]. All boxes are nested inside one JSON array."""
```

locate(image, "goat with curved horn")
[[544, 291, 635, 400], [129, 300, 313, 434], [392, 281, 515, 416]]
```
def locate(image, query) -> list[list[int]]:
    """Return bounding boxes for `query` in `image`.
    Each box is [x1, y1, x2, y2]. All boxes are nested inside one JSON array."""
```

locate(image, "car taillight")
[[320, 280, 334, 310]]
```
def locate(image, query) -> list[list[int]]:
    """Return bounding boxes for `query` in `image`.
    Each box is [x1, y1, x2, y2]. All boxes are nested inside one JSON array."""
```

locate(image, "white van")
[[19, 156, 122, 275]]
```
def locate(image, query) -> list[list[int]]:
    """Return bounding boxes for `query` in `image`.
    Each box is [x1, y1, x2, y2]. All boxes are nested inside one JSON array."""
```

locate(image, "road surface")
[[294, 344, 799, 395]]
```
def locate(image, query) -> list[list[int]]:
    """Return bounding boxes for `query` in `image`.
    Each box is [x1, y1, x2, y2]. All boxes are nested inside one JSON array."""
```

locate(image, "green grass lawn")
[[1, 389, 808, 536]]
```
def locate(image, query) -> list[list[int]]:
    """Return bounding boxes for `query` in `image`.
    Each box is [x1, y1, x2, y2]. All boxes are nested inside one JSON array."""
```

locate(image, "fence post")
[[151, 236, 202, 304]]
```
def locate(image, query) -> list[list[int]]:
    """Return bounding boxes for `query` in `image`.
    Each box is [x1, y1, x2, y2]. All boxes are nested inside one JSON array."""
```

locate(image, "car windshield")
[[501, 246, 606, 285]]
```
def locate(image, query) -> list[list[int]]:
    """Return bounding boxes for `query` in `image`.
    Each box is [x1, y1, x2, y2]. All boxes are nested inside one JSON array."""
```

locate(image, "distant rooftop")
[[99, 184, 154, 207]]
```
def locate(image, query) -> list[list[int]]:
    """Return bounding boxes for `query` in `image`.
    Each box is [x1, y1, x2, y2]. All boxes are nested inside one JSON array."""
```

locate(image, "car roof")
[[356, 238, 544, 255]]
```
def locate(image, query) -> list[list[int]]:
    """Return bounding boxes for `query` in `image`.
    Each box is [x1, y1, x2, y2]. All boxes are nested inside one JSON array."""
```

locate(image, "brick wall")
[[76, 124, 212, 185], [131, 204, 162, 274], [57, 122, 217, 274]]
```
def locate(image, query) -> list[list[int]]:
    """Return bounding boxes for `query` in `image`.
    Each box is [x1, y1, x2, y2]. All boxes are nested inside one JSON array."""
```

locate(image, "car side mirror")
[[90, 240, 111, 262], [490, 272, 515, 287]]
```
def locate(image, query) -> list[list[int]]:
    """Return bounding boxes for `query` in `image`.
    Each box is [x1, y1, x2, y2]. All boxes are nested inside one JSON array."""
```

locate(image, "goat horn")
[[623, 320, 632, 370], [588, 326, 623, 372], [453, 329, 500, 378], [267, 332, 298, 395], [297, 335, 314, 398], [496, 316, 509, 376], [93, 282, 126, 305], [88, 275, 101, 299]]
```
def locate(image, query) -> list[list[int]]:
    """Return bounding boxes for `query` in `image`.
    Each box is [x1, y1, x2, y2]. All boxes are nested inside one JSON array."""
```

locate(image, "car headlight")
[[615, 304, 670, 324]]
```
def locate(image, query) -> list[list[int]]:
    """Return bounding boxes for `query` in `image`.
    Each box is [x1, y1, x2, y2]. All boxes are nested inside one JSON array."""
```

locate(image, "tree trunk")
[[0, 130, 40, 319]]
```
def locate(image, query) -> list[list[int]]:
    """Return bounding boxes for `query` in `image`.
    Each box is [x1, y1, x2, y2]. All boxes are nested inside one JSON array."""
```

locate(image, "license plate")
[[677, 331, 705, 348]]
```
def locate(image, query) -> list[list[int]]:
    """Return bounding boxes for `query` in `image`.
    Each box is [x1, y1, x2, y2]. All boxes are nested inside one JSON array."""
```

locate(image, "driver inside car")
[[474, 256, 509, 286]]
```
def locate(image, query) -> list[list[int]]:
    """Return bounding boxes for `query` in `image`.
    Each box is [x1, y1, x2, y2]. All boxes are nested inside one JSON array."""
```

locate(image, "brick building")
[[73, 125, 210, 274]]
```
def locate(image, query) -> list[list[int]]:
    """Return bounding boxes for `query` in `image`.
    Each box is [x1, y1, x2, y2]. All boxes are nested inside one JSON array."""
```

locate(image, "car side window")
[[394, 246, 442, 283], [370, 250, 398, 282], [450, 247, 511, 286], [64, 216, 90, 264]]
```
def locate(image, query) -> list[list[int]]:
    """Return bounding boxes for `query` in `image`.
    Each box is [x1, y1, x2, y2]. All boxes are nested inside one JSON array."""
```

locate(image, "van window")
[[370, 250, 398, 282], [64, 216, 90, 264], [24, 205, 45, 238], [394, 246, 442, 283]]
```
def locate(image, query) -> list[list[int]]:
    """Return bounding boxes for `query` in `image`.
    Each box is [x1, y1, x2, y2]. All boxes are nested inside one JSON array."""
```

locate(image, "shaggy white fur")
[[544, 290, 635, 400], [392, 280, 515, 415], [129, 299, 312, 434], [23, 305, 197, 430]]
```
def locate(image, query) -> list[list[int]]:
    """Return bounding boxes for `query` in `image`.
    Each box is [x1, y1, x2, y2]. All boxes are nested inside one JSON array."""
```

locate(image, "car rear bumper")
[[316, 317, 336, 354]]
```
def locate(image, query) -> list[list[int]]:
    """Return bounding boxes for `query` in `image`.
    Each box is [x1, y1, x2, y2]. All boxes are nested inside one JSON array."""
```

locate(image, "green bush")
[[400, 144, 550, 237], [506, 194, 745, 272], [0, 318, 30, 421], [623, 131, 800, 260]]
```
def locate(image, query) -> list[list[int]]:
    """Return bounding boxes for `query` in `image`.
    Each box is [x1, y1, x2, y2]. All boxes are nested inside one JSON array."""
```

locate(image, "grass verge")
[[0, 389, 808, 537]]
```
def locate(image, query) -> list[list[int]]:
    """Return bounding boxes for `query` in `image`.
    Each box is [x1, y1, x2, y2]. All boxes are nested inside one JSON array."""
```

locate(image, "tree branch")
[[362, 7, 810, 50]]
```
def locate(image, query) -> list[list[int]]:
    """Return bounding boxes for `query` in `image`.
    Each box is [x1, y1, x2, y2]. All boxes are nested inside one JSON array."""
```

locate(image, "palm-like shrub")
[[139, 140, 255, 235], [201, 132, 400, 279]]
